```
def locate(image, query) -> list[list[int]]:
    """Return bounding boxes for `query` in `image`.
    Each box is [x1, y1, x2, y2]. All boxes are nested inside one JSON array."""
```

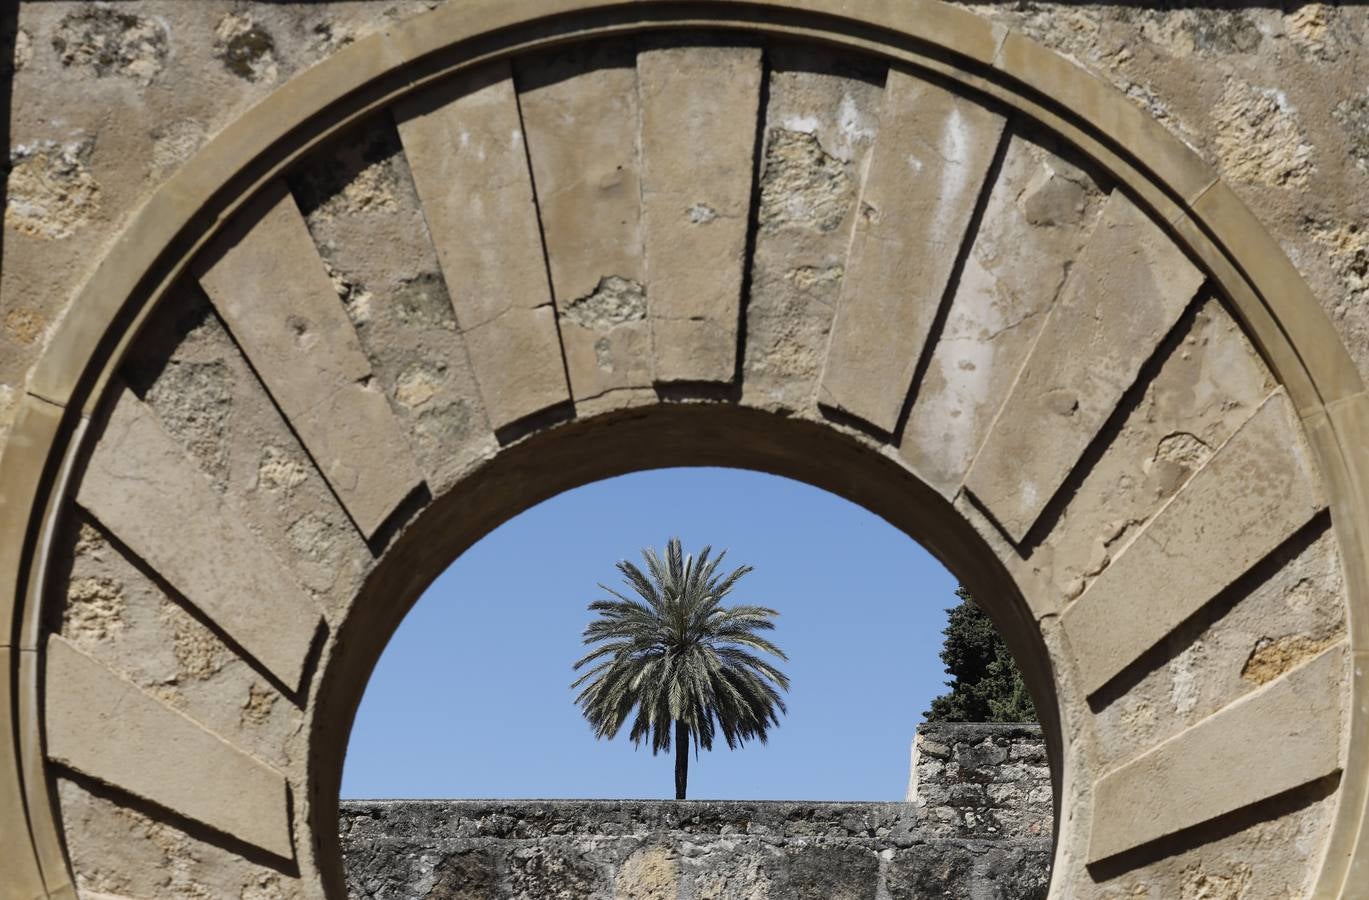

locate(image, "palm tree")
[[571, 538, 790, 799]]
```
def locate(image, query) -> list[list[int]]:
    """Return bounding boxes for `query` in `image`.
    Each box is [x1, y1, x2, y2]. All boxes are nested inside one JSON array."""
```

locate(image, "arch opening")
[[315, 405, 1061, 894], [340, 465, 1017, 803]]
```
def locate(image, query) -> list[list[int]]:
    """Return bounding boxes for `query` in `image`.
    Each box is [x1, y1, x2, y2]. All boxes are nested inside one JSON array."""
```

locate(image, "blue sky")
[[341, 467, 961, 801]]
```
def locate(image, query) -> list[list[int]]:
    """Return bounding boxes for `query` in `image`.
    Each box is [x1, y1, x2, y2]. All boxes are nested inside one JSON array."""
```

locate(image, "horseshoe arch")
[[2, 1, 1367, 896]]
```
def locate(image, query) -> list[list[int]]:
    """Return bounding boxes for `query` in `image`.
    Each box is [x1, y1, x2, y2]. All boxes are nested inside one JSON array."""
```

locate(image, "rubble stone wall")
[[338, 799, 1052, 899], [338, 724, 1054, 898], [907, 722, 1053, 841]]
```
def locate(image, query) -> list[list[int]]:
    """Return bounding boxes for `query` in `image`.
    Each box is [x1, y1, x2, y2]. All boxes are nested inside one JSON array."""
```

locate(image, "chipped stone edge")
[[0, 1, 1364, 896]]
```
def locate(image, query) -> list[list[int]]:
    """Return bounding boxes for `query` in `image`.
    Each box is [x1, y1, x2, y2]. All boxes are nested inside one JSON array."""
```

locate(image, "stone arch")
[[1, 1, 1367, 896]]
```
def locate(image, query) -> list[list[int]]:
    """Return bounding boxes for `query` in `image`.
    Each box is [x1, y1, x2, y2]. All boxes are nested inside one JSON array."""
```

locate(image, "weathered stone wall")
[[6, 3, 1369, 447], [338, 798, 1052, 899], [907, 722, 1052, 841], [337, 723, 1054, 898], [4, 4, 1364, 897]]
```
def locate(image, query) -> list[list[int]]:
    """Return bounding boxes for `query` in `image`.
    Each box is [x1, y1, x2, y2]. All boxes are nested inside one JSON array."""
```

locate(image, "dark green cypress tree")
[[924, 586, 1037, 723]]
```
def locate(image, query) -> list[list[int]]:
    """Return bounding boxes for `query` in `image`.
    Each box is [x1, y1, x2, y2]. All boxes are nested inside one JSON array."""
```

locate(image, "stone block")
[[394, 61, 570, 429], [819, 69, 1005, 434], [287, 116, 496, 494], [1029, 296, 1276, 612], [741, 48, 883, 413], [778, 844, 879, 899], [964, 191, 1204, 541], [1089, 642, 1344, 862], [44, 636, 293, 860], [639, 44, 763, 384], [76, 389, 322, 690], [900, 130, 1105, 496], [196, 181, 423, 537], [1062, 390, 1325, 696], [517, 42, 650, 401], [55, 774, 304, 900]]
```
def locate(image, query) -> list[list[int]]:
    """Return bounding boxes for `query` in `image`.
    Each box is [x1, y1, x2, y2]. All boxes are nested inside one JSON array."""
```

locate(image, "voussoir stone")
[[395, 61, 570, 429], [196, 181, 423, 538], [1062, 389, 1325, 697], [518, 42, 650, 401], [819, 67, 1005, 434], [76, 389, 323, 690], [741, 48, 883, 413], [44, 636, 294, 860], [900, 131, 1106, 496], [964, 190, 1204, 541], [639, 44, 763, 384], [1089, 642, 1344, 862]]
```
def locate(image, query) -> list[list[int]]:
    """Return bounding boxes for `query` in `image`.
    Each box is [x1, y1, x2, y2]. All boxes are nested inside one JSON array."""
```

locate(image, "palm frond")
[[572, 537, 790, 759]]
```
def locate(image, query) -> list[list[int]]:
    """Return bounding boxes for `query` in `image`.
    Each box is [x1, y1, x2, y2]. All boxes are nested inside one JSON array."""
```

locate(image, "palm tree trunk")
[[674, 720, 689, 800]]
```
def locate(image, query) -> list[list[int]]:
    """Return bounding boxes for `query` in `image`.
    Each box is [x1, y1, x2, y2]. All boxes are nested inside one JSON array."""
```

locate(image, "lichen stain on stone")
[[4, 307, 45, 345], [1212, 79, 1316, 188], [307, 20, 362, 60], [257, 445, 309, 494], [240, 682, 277, 727], [614, 846, 680, 900], [1179, 862, 1252, 900], [64, 577, 126, 644], [394, 271, 456, 330], [394, 365, 444, 409], [144, 359, 234, 490], [1185, 9, 1262, 55], [292, 124, 405, 218], [215, 14, 278, 83], [52, 8, 168, 83], [562, 276, 647, 329], [785, 265, 843, 292], [6, 141, 101, 240], [1241, 633, 1340, 686], [1309, 221, 1369, 317], [165, 602, 227, 681], [758, 129, 854, 234]]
